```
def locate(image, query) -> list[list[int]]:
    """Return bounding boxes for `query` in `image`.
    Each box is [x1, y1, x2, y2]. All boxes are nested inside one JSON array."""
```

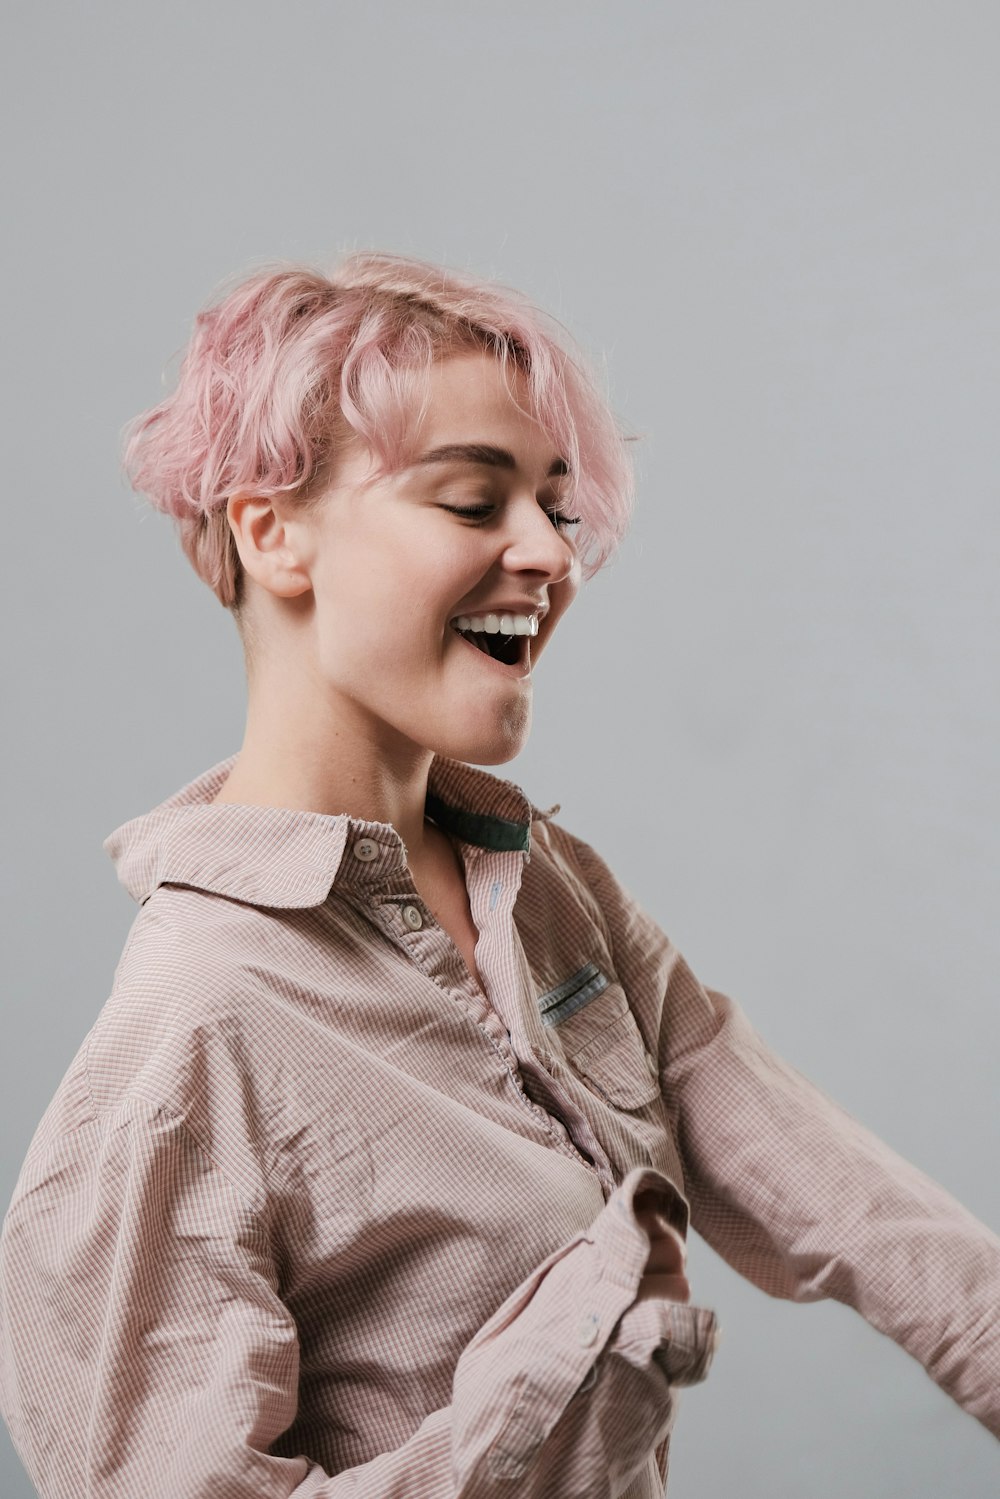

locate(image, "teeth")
[[452, 613, 539, 637]]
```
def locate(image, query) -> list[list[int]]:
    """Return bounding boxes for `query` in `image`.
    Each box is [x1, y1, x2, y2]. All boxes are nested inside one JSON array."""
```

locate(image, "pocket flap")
[[567, 1010, 661, 1110]]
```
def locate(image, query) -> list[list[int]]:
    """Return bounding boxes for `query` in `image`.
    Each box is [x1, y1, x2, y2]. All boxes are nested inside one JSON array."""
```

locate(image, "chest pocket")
[[537, 962, 660, 1111]]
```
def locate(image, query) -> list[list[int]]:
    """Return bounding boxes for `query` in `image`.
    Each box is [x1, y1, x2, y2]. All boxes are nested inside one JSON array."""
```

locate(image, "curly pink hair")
[[123, 252, 636, 624]]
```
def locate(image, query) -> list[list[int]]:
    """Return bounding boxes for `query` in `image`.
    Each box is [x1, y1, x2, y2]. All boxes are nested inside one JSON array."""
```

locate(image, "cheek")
[[552, 561, 583, 622]]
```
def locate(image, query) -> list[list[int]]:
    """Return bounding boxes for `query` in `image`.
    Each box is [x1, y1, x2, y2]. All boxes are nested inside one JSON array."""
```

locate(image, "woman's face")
[[294, 348, 582, 766]]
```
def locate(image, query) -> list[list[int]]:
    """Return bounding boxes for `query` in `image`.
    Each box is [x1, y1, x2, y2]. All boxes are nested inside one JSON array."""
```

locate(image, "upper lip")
[[450, 601, 549, 622]]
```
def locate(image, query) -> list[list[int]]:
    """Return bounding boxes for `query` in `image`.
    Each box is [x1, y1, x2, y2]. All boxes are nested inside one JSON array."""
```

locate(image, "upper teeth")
[[452, 613, 539, 637]]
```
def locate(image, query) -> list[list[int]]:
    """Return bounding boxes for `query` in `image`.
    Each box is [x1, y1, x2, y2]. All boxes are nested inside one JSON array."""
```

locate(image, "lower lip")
[[449, 626, 532, 679]]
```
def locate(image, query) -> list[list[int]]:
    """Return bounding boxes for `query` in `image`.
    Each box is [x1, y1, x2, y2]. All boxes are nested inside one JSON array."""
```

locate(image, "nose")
[[501, 494, 579, 585]]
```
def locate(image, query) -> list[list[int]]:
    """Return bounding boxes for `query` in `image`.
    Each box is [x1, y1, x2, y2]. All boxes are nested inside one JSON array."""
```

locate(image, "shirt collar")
[[103, 752, 559, 909]]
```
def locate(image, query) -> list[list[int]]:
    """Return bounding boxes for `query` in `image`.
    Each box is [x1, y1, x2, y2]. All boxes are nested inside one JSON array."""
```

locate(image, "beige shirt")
[[0, 751, 996, 1497]]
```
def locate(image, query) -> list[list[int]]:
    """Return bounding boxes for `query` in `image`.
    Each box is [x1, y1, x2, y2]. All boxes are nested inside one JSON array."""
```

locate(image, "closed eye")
[[440, 504, 494, 519], [442, 504, 581, 529]]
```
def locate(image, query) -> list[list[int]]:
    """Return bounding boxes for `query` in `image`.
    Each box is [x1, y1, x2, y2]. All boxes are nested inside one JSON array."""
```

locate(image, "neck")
[[211, 696, 438, 865]]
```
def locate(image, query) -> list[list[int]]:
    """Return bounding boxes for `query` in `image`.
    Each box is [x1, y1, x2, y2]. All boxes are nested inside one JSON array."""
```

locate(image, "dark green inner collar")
[[424, 790, 531, 852]]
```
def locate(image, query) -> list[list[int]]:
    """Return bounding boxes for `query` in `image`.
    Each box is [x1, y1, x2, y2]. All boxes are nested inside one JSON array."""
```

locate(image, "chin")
[[432, 711, 532, 767], [460, 744, 525, 768]]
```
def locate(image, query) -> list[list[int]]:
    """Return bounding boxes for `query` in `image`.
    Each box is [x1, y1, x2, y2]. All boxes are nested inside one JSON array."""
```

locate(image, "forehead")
[[413, 349, 559, 463], [327, 347, 567, 493]]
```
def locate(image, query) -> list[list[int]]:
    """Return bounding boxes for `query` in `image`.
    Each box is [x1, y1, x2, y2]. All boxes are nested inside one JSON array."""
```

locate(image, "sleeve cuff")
[[610, 1295, 721, 1388], [588, 1166, 690, 1289]]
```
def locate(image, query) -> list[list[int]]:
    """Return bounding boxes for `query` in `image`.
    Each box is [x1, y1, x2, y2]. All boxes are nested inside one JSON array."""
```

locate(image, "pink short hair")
[[123, 252, 636, 615]]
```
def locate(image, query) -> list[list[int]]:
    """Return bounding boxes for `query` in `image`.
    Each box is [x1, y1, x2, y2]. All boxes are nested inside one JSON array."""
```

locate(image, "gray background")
[[2, 2, 998, 1494]]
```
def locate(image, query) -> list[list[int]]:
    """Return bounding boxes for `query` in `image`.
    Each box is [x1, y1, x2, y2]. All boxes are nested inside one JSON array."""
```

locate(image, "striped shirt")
[[0, 751, 997, 1498]]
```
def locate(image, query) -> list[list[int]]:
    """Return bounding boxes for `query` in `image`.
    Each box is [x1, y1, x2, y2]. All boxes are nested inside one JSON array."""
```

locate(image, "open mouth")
[[450, 622, 524, 667]]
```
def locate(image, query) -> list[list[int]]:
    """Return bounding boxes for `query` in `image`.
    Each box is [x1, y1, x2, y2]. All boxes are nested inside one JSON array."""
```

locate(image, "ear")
[[225, 493, 313, 599]]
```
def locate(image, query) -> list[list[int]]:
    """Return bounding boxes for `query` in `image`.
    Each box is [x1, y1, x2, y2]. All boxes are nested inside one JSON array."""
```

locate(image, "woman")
[[0, 253, 996, 1498]]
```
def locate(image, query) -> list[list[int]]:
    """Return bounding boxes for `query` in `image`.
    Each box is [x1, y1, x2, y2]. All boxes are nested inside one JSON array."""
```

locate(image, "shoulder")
[[91, 889, 259, 1088], [526, 813, 647, 936], [523, 813, 708, 1027], [69, 884, 311, 1200]]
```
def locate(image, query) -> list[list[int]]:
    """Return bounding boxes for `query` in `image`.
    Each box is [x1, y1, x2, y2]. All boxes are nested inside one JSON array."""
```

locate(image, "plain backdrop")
[[2, 3, 998, 1495]]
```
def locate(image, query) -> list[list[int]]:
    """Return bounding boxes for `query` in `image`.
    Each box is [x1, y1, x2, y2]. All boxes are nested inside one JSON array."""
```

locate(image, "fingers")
[[636, 1271, 692, 1305], [639, 1220, 687, 1277], [634, 1199, 685, 1250], [635, 1198, 690, 1299]]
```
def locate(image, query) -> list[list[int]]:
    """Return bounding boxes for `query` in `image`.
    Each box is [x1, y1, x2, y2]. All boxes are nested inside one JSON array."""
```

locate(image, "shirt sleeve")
[[553, 825, 1000, 1440], [0, 1097, 717, 1499]]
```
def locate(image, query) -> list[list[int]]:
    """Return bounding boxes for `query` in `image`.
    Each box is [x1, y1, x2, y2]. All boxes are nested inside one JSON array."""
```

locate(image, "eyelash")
[[443, 504, 582, 529]]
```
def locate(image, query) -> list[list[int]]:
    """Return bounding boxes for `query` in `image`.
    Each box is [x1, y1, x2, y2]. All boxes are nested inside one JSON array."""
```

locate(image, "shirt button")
[[352, 839, 379, 863], [645, 1051, 658, 1077], [577, 1313, 600, 1347], [402, 904, 424, 931]]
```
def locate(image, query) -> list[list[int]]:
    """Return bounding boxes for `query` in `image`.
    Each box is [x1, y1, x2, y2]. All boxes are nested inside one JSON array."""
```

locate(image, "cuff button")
[[577, 1313, 600, 1347]]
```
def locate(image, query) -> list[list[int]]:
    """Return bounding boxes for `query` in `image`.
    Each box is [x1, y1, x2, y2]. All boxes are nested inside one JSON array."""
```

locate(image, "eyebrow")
[[413, 442, 569, 478]]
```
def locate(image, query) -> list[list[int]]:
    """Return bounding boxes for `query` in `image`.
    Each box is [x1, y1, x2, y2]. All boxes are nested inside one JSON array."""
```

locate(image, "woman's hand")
[[633, 1188, 691, 1304]]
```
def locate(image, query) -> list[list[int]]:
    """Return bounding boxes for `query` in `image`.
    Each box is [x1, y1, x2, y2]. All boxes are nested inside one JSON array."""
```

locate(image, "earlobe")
[[226, 493, 312, 598]]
